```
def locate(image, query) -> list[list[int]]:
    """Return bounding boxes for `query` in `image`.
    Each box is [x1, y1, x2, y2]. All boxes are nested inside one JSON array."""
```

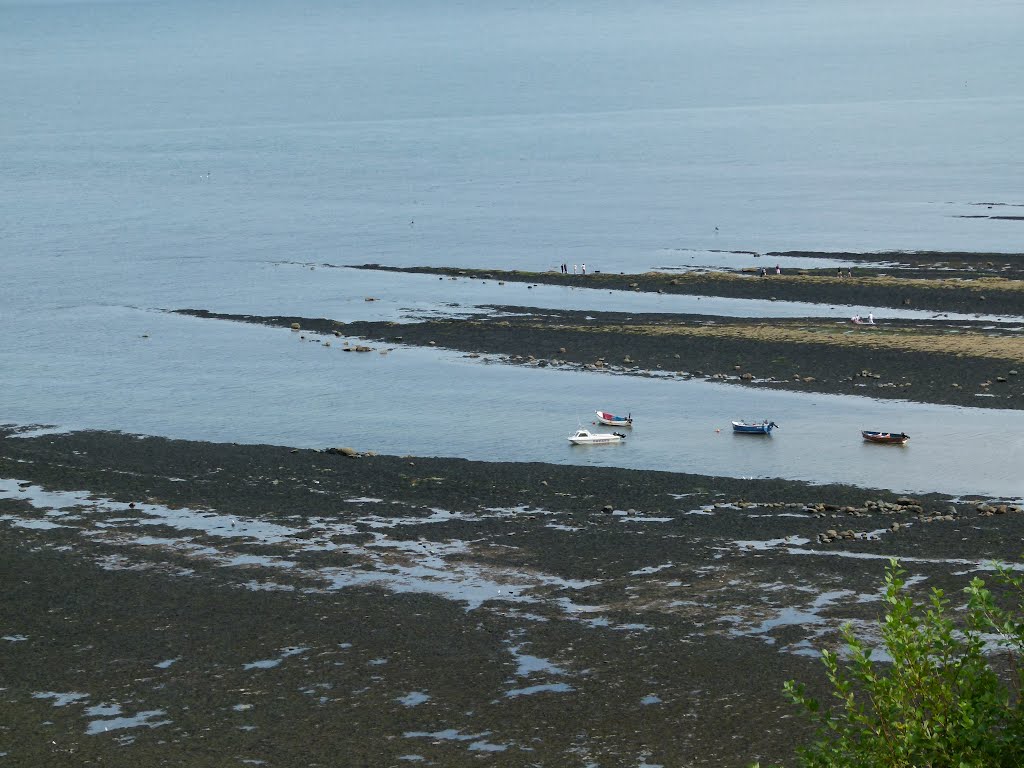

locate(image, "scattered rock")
[[326, 447, 360, 457]]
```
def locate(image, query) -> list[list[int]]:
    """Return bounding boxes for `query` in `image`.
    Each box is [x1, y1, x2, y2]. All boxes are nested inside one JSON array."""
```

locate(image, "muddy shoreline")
[[351, 259, 1024, 316], [7, 252, 1023, 766], [177, 308, 1024, 410], [3, 427, 1023, 767]]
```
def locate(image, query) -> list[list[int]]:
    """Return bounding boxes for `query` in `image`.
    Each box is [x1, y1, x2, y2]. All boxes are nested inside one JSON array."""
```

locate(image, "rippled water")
[[2, 0, 1022, 498]]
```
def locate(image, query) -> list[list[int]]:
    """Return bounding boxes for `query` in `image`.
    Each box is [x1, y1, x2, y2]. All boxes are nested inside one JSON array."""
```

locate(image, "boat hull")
[[862, 430, 909, 444], [732, 420, 777, 435], [568, 428, 626, 445], [596, 411, 632, 427]]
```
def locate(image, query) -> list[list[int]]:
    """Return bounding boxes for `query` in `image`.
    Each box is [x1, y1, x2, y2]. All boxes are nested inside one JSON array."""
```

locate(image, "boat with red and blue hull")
[[596, 410, 632, 427]]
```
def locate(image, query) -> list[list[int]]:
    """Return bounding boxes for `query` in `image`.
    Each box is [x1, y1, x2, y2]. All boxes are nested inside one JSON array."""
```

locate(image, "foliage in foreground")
[[764, 560, 1024, 768]]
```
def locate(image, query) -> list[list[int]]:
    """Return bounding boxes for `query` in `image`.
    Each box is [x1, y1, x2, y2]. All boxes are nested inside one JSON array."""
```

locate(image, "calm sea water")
[[2, 0, 1023, 497]]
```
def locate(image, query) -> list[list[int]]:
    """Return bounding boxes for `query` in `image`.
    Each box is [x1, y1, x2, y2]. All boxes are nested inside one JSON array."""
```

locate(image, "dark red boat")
[[862, 430, 909, 445]]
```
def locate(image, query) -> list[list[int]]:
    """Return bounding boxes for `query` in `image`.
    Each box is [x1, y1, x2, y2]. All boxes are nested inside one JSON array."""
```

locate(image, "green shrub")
[[777, 560, 1024, 768]]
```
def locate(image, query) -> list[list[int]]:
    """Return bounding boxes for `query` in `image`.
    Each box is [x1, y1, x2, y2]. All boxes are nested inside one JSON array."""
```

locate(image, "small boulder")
[[326, 447, 359, 457]]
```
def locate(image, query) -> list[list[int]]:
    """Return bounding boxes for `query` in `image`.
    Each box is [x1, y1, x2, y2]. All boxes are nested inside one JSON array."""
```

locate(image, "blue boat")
[[732, 420, 778, 434]]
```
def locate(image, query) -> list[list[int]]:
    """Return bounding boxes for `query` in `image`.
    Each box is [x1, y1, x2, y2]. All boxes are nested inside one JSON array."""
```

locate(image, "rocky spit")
[[178, 306, 1024, 410], [3, 427, 1023, 767]]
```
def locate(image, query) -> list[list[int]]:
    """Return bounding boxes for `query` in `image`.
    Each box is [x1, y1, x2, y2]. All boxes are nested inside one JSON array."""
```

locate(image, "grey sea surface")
[[2, 0, 1023, 498], [3, 309, 1022, 499]]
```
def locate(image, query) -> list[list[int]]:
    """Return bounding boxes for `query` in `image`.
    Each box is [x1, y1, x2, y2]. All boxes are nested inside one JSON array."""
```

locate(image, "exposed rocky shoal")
[[2, 427, 1022, 767], [177, 307, 1024, 410], [351, 255, 1024, 316]]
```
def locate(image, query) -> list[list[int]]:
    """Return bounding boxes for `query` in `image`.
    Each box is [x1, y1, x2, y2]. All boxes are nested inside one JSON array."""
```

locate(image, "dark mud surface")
[[3, 428, 1022, 767], [767, 250, 1024, 278], [176, 308, 1024, 410], [351, 258, 1024, 316]]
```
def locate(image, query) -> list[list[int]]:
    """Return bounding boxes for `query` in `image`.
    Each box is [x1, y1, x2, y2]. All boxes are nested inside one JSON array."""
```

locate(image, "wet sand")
[[2, 427, 1022, 767]]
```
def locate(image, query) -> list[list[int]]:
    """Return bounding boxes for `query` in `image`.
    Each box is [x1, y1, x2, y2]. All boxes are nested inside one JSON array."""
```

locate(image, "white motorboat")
[[568, 428, 626, 445]]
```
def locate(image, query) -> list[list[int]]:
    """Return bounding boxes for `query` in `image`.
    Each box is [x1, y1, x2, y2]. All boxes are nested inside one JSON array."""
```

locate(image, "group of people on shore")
[[560, 263, 586, 274], [758, 264, 782, 277]]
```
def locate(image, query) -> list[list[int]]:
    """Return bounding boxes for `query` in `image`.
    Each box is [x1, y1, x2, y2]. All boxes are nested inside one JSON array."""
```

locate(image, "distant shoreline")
[[350, 257, 1024, 316], [176, 304, 1024, 410]]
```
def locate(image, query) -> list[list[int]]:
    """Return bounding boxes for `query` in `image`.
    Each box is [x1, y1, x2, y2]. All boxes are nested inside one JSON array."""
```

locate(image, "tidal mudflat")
[[5, 251, 1024, 766], [2, 427, 1023, 767]]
